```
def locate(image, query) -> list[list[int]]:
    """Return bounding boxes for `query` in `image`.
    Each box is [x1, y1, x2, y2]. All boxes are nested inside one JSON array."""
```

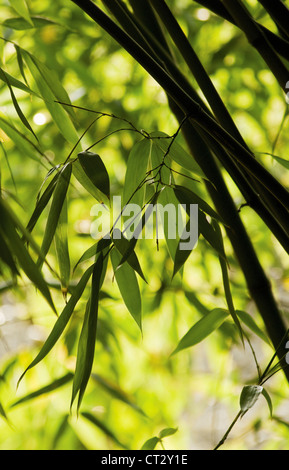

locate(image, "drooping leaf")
[[172, 308, 229, 355], [38, 163, 72, 267], [21, 50, 78, 143], [112, 229, 146, 282], [141, 436, 160, 450], [73, 238, 111, 273], [262, 388, 273, 418], [81, 412, 127, 449], [11, 373, 73, 408], [71, 254, 104, 411], [55, 198, 71, 296], [0, 68, 37, 141], [0, 199, 56, 313], [78, 151, 110, 199], [92, 373, 146, 416], [110, 247, 142, 331], [122, 137, 151, 207], [239, 385, 263, 417], [174, 185, 223, 223], [17, 264, 94, 385], [236, 310, 271, 346], [8, 0, 33, 26], [26, 172, 59, 233]]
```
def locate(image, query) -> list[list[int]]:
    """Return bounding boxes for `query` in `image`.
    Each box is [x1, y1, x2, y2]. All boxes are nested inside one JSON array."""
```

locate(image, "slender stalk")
[[194, 0, 289, 62], [71, 0, 289, 383], [220, 0, 289, 92], [213, 410, 242, 450], [257, 0, 289, 40], [72, 0, 289, 213]]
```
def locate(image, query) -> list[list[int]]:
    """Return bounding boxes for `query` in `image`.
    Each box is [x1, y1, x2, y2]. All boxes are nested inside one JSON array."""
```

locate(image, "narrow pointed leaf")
[[18, 264, 94, 385], [71, 254, 104, 411], [112, 229, 146, 282], [174, 185, 223, 223], [11, 373, 73, 408], [8, 0, 33, 26], [172, 308, 229, 355], [262, 388, 273, 418], [123, 138, 151, 207], [55, 198, 71, 294], [110, 248, 142, 331], [78, 151, 110, 199], [158, 427, 178, 439], [141, 437, 160, 450], [81, 412, 127, 448], [38, 163, 72, 267], [239, 385, 263, 417]]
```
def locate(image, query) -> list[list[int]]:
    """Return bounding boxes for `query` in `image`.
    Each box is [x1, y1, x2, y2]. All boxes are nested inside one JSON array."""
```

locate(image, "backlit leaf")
[[78, 151, 110, 199], [172, 308, 229, 355]]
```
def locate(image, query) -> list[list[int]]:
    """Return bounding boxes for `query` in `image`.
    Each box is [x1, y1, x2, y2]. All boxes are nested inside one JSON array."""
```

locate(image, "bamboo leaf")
[[81, 412, 127, 448], [172, 308, 229, 355], [112, 229, 146, 282], [262, 388, 273, 418], [174, 185, 223, 223], [73, 238, 111, 273], [158, 427, 178, 438], [239, 385, 263, 417], [17, 264, 94, 385], [26, 172, 59, 233], [21, 50, 78, 143], [8, 0, 33, 26], [141, 437, 160, 450], [71, 254, 104, 412], [0, 199, 56, 313], [78, 151, 110, 199], [236, 310, 271, 346], [55, 198, 71, 297], [38, 163, 72, 267], [110, 248, 142, 331], [123, 137, 151, 207], [11, 373, 73, 408]]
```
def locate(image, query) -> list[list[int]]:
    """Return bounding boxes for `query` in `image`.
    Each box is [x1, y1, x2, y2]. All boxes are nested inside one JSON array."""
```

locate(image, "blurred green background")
[[0, 0, 289, 450]]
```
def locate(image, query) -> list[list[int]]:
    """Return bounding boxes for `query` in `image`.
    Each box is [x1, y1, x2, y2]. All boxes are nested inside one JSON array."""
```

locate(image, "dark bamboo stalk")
[[71, 0, 289, 213], [257, 0, 289, 40], [194, 0, 289, 62], [220, 0, 289, 93], [71, 0, 289, 382]]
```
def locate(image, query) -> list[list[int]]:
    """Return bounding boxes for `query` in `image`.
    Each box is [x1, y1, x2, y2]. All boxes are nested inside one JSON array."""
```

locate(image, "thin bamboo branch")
[[104, 0, 289, 253], [220, 0, 289, 93]]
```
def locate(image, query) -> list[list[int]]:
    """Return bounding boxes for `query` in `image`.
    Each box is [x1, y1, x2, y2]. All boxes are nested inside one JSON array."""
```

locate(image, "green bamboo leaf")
[[112, 229, 146, 282], [11, 373, 73, 408], [17, 264, 94, 386], [78, 151, 110, 199], [123, 138, 151, 207], [239, 385, 263, 417], [38, 163, 72, 267], [173, 217, 199, 278], [110, 248, 142, 331], [26, 172, 59, 233], [262, 388, 273, 418], [0, 199, 56, 313], [236, 310, 271, 346], [212, 220, 243, 343], [81, 412, 127, 449], [0, 68, 37, 141], [141, 436, 160, 450], [2, 16, 64, 30], [91, 373, 146, 416], [71, 254, 104, 411], [55, 198, 71, 296], [73, 238, 111, 273], [0, 231, 19, 275], [172, 308, 229, 355], [21, 50, 78, 143], [0, 68, 39, 96], [151, 131, 206, 179], [158, 427, 178, 438], [8, 0, 33, 26], [174, 185, 223, 223]]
